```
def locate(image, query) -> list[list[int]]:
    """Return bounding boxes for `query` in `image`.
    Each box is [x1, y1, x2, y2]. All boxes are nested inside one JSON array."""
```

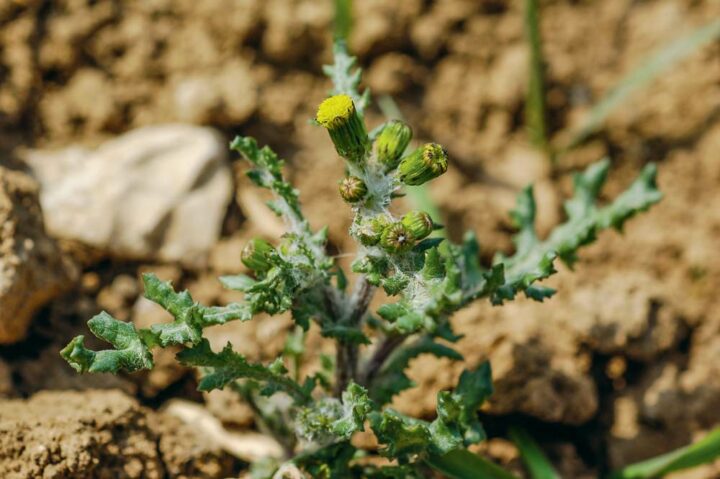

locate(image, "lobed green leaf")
[[323, 39, 370, 116], [177, 339, 312, 404], [60, 312, 153, 374], [462, 159, 661, 305]]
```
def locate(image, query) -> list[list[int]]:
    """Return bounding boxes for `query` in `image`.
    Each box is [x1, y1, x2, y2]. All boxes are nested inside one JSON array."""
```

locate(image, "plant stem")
[[358, 333, 407, 387], [334, 341, 359, 397], [334, 0, 352, 41], [523, 0, 549, 157], [334, 276, 374, 396]]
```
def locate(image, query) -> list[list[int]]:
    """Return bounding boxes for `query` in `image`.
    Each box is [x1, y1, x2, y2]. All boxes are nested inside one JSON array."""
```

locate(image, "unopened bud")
[[241, 238, 275, 272], [376, 120, 412, 171], [401, 211, 434, 240], [356, 215, 391, 246], [316, 94, 369, 163], [379, 222, 415, 254], [338, 176, 368, 203], [397, 143, 448, 186]]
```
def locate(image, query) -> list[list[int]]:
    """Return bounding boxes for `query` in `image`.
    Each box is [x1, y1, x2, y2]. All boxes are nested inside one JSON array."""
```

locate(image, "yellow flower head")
[[317, 94, 355, 129]]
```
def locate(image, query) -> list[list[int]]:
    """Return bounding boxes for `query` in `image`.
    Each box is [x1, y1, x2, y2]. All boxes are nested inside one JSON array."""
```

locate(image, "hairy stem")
[[358, 333, 407, 387], [334, 276, 375, 396]]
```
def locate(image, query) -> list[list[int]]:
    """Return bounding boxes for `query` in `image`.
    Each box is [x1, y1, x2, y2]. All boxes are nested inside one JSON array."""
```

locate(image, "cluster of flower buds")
[[357, 210, 435, 254], [241, 238, 276, 273], [317, 95, 449, 186], [316, 94, 446, 254]]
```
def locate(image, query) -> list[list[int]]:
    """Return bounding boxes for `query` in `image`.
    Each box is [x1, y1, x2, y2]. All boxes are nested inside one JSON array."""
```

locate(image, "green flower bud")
[[356, 215, 391, 246], [316, 94, 369, 163], [379, 222, 415, 254], [338, 176, 368, 203], [401, 210, 434, 240], [241, 238, 275, 272], [397, 143, 448, 186], [376, 120, 412, 171]]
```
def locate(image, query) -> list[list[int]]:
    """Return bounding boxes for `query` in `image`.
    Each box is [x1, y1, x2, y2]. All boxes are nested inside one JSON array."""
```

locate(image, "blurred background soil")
[[0, 0, 719, 477]]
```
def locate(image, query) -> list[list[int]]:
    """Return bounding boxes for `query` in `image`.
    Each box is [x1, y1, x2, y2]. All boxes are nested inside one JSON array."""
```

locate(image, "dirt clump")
[[0, 389, 237, 479], [0, 166, 78, 344]]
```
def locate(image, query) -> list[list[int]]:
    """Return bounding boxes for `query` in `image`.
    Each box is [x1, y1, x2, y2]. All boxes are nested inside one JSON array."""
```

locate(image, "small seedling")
[[61, 40, 664, 478]]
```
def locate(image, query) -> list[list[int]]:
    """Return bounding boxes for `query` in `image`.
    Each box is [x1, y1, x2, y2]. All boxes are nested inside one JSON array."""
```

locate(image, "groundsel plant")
[[61, 40, 662, 478]]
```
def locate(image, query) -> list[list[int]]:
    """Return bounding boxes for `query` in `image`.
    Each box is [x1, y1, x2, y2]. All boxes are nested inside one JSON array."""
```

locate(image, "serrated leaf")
[[296, 382, 372, 443], [430, 361, 492, 452], [176, 339, 311, 404], [60, 312, 154, 374], [370, 336, 463, 405], [324, 39, 370, 116], [460, 231, 483, 285], [230, 136, 304, 227], [334, 382, 373, 436], [466, 159, 661, 305], [144, 273, 249, 346], [143, 273, 203, 346], [370, 409, 431, 460], [202, 303, 252, 324], [455, 361, 493, 411], [143, 273, 195, 319]]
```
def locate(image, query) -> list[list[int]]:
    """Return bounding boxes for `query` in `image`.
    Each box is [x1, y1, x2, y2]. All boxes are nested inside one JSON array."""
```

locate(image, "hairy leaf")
[[464, 159, 661, 305], [323, 39, 370, 116], [370, 409, 431, 460], [429, 362, 493, 453], [60, 312, 153, 373], [296, 382, 372, 443], [177, 339, 312, 404], [230, 136, 308, 232]]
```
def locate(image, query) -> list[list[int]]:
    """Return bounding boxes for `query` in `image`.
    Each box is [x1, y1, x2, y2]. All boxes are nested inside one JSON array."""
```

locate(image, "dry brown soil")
[[1, 0, 719, 477]]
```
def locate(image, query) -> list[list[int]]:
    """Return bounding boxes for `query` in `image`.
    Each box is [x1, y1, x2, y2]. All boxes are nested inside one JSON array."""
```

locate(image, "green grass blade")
[[426, 449, 520, 479], [523, 0, 549, 154], [377, 94, 444, 226], [334, 0, 352, 41], [565, 19, 720, 151], [608, 428, 720, 479], [509, 427, 561, 479]]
